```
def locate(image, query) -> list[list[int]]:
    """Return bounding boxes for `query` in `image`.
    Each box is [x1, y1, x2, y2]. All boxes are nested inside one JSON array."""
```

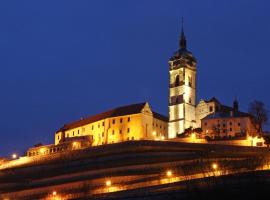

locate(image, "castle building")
[[200, 99, 257, 138], [168, 24, 197, 138], [55, 102, 168, 146]]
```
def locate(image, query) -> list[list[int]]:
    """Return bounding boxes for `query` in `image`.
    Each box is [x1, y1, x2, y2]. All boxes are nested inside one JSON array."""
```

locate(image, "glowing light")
[[106, 180, 111, 187], [212, 163, 218, 170], [40, 148, 45, 154], [12, 154, 17, 159], [161, 136, 165, 140], [152, 131, 156, 136], [52, 191, 57, 196], [166, 170, 173, 177], [73, 142, 77, 147]]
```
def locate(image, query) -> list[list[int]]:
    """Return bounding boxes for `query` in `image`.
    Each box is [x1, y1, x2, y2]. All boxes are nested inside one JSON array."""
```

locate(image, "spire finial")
[[180, 17, 187, 49]]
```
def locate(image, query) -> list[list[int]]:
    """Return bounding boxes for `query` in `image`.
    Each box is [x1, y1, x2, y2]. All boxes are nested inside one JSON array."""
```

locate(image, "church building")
[[168, 23, 197, 138]]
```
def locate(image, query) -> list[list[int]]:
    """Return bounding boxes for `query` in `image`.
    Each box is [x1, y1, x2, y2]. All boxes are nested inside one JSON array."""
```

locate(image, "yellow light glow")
[[73, 142, 77, 147], [212, 163, 218, 170], [152, 131, 156, 136], [40, 148, 45, 154], [52, 191, 57, 196], [106, 180, 111, 187], [166, 170, 173, 177], [12, 154, 17, 159], [161, 136, 165, 140], [191, 133, 196, 139]]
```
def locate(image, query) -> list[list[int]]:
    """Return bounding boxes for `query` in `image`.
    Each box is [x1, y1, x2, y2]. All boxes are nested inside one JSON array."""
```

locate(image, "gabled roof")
[[153, 111, 168, 122], [57, 102, 168, 132]]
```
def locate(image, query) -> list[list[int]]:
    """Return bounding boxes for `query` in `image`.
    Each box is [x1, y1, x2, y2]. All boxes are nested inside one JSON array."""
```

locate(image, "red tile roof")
[[57, 102, 168, 132]]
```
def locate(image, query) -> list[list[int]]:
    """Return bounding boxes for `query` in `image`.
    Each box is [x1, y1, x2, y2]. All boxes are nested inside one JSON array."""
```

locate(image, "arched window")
[[175, 75, 180, 86]]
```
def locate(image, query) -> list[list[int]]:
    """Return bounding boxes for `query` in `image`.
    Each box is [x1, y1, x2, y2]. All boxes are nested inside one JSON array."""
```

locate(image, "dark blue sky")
[[0, 0, 269, 156]]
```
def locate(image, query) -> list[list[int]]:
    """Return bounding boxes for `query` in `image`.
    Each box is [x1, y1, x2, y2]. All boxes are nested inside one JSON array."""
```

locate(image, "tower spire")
[[180, 17, 187, 49]]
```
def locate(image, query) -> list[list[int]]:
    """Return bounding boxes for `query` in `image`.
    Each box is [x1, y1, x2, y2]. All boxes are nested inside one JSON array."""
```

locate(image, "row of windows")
[[152, 123, 167, 130], [64, 117, 132, 137], [65, 128, 132, 138], [204, 122, 241, 127]]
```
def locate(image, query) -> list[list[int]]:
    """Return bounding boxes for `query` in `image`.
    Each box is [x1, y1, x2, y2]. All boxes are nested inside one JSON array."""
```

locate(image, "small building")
[[27, 136, 92, 157], [201, 100, 257, 139], [55, 102, 168, 146]]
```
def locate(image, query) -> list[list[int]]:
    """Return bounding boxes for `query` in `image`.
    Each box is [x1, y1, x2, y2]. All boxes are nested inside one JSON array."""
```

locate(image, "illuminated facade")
[[201, 100, 257, 138], [168, 24, 197, 138], [55, 102, 168, 146]]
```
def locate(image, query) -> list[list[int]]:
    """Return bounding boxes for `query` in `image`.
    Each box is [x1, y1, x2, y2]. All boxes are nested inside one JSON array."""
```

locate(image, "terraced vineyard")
[[1, 140, 270, 199]]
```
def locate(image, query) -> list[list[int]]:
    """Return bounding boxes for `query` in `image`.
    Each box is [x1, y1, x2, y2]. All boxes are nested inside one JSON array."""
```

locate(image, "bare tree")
[[248, 100, 268, 133]]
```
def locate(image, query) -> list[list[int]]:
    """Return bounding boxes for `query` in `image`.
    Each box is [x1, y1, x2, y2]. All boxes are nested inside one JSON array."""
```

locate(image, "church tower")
[[168, 21, 197, 138]]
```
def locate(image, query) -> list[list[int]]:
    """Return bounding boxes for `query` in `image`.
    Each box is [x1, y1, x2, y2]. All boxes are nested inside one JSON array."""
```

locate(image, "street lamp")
[[166, 170, 173, 177], [212, 163, 218, 170], [106, 180, 111, 187], [12, 154, 17, 159]]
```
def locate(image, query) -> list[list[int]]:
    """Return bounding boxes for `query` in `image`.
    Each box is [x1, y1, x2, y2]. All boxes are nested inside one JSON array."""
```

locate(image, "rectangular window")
[[82, 127, 85, 133], [127, 117, 130, 122], [78, 130, 79, 134], [98, 124, 100, 128], [127, 128, 130, 133], [102, 132, 104, 137], [119, 129, 122, 134], [112, 130, 115, 135], [67, 133, 69, 137], [188, 76, 192, 87], [131, 136, 134, 140], [92, 125, 94, 130], [102, 122, 105, 126], [73, 131, 74, 136], [112, 119, 115, 124], [120, 118, 123, 123], [209, 106, 213, 112], [58, 135, 60, 140], [238, 123, 241, 126]]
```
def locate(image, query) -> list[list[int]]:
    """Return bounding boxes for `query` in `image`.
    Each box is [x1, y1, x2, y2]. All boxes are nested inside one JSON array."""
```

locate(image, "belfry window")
[[175, 75, 180, 86], [188, 76, 192, 87]]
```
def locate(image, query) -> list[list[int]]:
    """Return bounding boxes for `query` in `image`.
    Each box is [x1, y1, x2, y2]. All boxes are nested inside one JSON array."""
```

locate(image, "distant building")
[[55, 102, 168, 146], [201, 99, 257, 138]]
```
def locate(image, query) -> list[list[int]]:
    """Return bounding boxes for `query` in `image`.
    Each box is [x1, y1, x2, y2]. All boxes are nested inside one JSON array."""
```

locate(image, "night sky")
[[0, 0, 269, 156]]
